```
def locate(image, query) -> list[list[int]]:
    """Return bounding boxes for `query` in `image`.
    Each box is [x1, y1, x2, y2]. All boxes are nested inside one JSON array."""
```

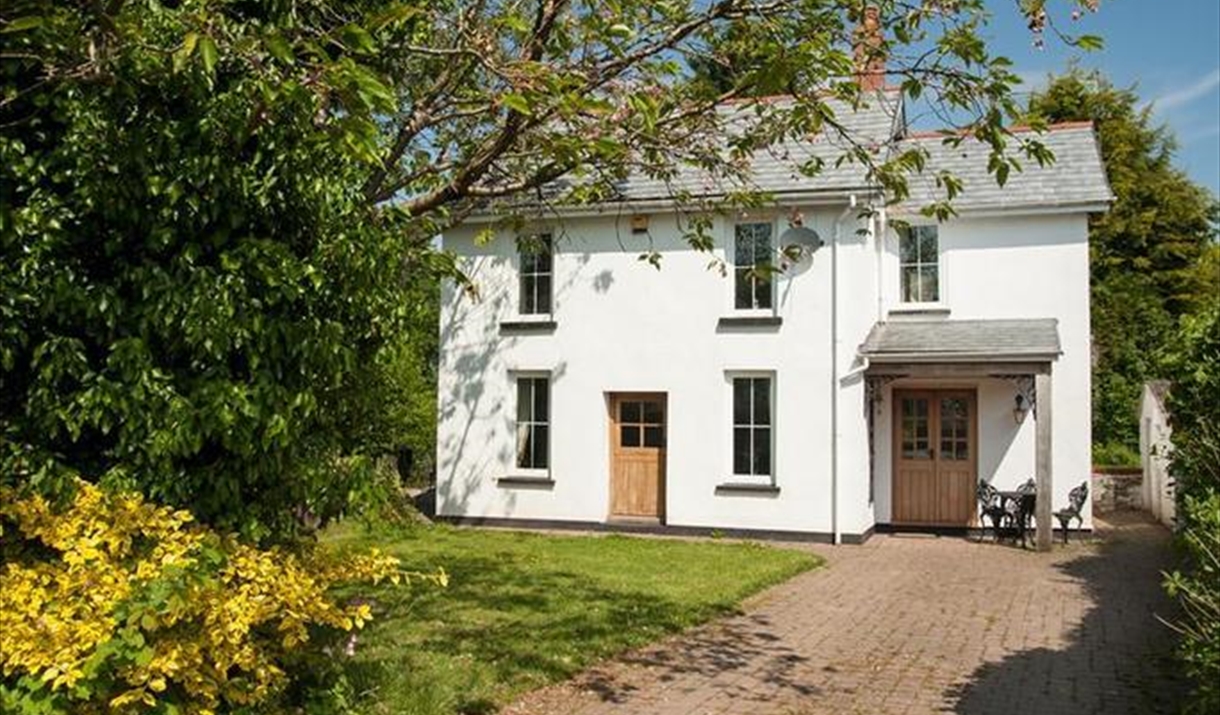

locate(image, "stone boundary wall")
[[1092, 469, 1143, 514]]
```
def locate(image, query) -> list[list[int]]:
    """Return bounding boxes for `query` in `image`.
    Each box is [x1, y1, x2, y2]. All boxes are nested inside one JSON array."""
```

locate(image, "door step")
[[606, 516, 664, 527]]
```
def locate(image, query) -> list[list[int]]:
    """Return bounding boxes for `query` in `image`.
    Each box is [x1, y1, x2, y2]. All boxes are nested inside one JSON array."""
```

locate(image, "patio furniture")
[[976, 480, 1008, 542], [996, 481, 1037, 548], [1054, 481, 1089, 544]]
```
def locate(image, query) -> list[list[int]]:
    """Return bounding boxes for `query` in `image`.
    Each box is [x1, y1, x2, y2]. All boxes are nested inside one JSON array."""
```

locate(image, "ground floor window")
[[516, 376, 549, 470], [732, 375, 773, 479]]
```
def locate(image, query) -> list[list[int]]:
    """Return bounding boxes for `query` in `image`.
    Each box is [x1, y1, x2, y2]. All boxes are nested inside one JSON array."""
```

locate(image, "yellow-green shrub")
[[0, 480, 445, 714]]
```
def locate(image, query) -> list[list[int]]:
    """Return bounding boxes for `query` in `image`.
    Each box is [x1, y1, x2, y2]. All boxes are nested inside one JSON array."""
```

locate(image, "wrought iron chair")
[[1054, 481, 1089, 544], [1008, 479, 1037, 547], [976, 480, 1008, 542]]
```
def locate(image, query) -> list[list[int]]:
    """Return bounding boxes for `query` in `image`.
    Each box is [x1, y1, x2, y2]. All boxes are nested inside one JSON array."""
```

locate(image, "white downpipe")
[[875, 207, 887, 321], [830, 194, 858, 545]]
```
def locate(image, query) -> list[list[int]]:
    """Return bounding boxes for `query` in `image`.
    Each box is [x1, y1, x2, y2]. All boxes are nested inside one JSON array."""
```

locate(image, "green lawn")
[[321, 523, 821, 714]]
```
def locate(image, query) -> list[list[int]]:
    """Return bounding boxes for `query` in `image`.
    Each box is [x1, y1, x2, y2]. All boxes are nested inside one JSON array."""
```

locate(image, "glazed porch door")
[[893, 390, 977, 526]]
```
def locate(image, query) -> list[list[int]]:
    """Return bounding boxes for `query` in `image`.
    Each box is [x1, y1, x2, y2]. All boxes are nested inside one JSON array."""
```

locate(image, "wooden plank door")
[[893, 390, 977, 526], [609, 393, 666, 519]]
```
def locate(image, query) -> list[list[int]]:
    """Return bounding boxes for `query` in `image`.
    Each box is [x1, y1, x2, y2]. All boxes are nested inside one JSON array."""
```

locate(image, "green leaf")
[[1, 16, 43, 33], [607, 24, 634, 39], [503, 13, 531, 34], [995, 161, 1010, 187], [1074, 34, 1104, 51], [172, 32, 198, 73], [340, 24, 377, 54], [264, 33, 293, 64], [501, 93, 531, 116], [474, 228, 496, 246], [347, 65, 395, 111], [372, 3, 422, 31], [198, 36, 218, 76]]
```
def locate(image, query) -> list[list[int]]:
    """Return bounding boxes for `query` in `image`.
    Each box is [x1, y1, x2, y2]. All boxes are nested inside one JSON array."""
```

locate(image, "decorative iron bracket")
[[994, 374, 1037, 416], [865, 374, 904, 414]]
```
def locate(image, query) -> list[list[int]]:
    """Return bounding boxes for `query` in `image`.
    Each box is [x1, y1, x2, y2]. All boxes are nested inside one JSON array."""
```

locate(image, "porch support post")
[[1035, 369, 1053, 552]]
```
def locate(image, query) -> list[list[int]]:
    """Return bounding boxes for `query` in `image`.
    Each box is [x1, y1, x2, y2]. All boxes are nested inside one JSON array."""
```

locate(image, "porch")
[[860, 319, 1066, 551]]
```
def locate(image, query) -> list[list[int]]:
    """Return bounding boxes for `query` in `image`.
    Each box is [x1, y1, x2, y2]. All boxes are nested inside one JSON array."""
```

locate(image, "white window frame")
[[511, 371, 551, 477], [725, 371, 777, 485], [516, 233, 554, 317], [897, 224, 943, 307], [729, 219, 777, 314]]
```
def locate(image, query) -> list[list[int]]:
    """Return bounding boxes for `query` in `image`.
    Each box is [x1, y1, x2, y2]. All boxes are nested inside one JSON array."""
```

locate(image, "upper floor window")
[[732, 376, 773, 479], [518, 234, 552, 314], [516, 376, 549, 470], [899, 225, 939, 303], [734, 222, 773, 310]]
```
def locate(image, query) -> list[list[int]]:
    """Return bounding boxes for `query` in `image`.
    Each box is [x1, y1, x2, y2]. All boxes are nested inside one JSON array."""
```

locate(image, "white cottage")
[[434, 88, 1112, 546]]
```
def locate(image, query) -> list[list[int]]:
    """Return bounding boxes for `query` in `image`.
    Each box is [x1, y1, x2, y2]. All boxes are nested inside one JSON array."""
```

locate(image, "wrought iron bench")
[[1054, 481, 1089, 544]]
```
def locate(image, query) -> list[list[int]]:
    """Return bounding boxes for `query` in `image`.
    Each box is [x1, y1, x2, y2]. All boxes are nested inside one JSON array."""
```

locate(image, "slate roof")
[[487, 91, 1113, 215], [598, 97, 1112, 212], [611, 91, 904, 201], [859, 319, 1062, 361], [894, 123, 1113, 212]]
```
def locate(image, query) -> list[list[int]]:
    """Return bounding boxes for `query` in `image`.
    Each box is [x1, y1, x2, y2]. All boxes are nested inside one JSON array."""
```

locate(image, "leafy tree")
[[1191, 242, 1220, 314], [1089, 272, 1177, 465], [1026, 70, 1220, 462], [2, 0, 1101, 539], [1161, 306, 1220, 714], [1, 1, 441, 541], [688, 18, 801, 97], [335, 272, 440, 486]]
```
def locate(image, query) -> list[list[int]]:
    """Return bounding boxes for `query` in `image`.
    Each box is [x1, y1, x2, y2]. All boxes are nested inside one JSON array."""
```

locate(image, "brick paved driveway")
[[504, 513, 1183, 715]]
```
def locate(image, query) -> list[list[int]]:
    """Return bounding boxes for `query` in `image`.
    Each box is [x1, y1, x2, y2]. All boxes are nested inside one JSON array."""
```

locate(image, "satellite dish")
[[778, 226, 823, 275]]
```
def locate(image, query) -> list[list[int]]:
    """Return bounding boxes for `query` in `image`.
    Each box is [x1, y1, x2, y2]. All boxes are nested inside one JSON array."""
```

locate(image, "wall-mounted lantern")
[[1013, 393, 1030, 424]]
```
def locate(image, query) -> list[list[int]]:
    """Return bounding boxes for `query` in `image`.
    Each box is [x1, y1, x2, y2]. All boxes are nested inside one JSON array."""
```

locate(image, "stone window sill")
[[717, 316, 783, 329], [888, 305, 949, 318], [497, 475, 555, 488], [500, 320, 557, 334], [715, 482, 781, 496]]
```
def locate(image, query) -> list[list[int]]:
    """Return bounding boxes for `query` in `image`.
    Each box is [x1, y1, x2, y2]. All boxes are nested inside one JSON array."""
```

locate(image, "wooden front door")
[[893, 390, 977, 526], [609, 393, 666, 520]]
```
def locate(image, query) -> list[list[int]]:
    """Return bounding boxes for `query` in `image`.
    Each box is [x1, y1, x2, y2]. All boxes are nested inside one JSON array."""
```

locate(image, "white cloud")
[[1151, 68, 1220, 112]]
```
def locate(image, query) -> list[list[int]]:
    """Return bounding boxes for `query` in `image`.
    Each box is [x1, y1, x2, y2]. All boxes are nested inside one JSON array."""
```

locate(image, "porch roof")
[[859, 318, 1061, 363]]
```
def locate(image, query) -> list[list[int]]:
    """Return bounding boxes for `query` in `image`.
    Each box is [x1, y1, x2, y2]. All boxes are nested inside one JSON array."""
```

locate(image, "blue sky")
[[977, 0, 1220, 194]]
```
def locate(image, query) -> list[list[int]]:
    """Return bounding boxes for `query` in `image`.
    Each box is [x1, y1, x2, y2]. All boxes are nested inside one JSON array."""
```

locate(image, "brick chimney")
[[854, 5, 886, 92]]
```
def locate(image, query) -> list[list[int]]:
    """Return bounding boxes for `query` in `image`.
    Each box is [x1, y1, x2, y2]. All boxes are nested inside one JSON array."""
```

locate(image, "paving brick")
[[506, 513, 1185, 715]]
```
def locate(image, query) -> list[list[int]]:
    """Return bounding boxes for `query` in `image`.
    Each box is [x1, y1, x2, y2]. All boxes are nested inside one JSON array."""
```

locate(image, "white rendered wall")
[[872, 213, 1094, 527], [1140, 391, 1174, 527], [832, 209, 883, 537], [437, 208, 866, 535], [437, 208, 1094, 535]]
